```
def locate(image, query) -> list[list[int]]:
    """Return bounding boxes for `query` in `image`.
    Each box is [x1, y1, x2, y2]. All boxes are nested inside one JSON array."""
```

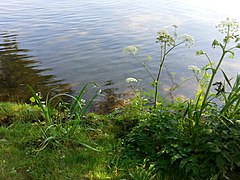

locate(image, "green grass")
[[0, 103, 142, 179], [0, 102, 41, 125], [0, 123, 117, 179], [2, 18, 240, 179]]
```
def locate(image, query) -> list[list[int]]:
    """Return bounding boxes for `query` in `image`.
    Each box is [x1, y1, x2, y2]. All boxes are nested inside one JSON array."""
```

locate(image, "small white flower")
[[123, 46, 139, 55], [188, 65, 201, 74], [181, 34, 194, 47], [126, 77, 138, 83], [157, 29, 171, 43], [80, 99, 86, 105], [158, 29, 170, 37], [145, 55, 152, 61], [216, 18, 240, 35], [80, 99, 86, 103]]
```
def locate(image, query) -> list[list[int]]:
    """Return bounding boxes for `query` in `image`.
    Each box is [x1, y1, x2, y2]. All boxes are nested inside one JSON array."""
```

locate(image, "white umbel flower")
[[126, 77, 138, 83]]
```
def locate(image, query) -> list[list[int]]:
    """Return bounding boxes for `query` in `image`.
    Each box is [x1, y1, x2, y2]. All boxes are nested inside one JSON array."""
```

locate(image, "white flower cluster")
[[181, 34, 194, 47], [216, 18, 240, 35], [188, 65, 201, 74], [126, 77, 138, 83], [80, 99, 86, 106], [156, 29, 175, 46], [122, 46, 139, 55], [157, 29, 171, 42]]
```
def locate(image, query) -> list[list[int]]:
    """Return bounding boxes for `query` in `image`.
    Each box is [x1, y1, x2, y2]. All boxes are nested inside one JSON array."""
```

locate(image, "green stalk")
[[197, 46, 227, 125], [132, 53, 155, 82], [154, 41, 185, 108]]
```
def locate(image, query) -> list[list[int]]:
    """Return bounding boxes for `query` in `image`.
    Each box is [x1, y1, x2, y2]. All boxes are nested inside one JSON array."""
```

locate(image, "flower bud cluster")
[[188, 65, 201, 75], [181, 34, 194, 47], [122, 46, 139, 55], [126, 77, 138, 83], [216, 18, 239, 36], [156, 29, 174, 46]]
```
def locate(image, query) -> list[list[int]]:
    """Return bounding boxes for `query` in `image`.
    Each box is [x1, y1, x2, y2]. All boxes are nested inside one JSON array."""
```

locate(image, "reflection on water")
[[0, 32, 71, 102], [91, 80, 135, 114], [1, 0, 240, 105]]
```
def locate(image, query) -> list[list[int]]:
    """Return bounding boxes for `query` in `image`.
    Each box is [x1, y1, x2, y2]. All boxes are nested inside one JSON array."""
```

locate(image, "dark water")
[[0, 32, 71, 102], [0, 0, 240, 103]]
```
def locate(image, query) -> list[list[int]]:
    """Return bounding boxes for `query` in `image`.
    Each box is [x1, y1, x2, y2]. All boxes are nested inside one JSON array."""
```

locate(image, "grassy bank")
[[1, 18, 240, 179], [0, 99, 150, 179]]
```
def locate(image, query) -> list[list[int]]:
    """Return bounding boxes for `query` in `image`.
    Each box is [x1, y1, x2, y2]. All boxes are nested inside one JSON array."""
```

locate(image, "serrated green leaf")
[[30, 97, 36, 103]]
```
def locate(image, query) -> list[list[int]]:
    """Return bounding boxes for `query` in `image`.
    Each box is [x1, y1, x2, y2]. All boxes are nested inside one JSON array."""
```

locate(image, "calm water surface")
[[0, 0, 240, 102]]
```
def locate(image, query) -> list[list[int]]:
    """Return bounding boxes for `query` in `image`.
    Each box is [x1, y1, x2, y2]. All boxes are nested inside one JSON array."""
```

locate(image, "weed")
[[28, 82, 101, 152], [124, 18, 240, 179], [123, 26, 193, 108]]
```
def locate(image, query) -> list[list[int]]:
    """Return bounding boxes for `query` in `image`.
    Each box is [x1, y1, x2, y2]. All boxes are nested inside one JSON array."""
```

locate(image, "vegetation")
[[123, 26, 194, 108], [1, 18, 240, 179]]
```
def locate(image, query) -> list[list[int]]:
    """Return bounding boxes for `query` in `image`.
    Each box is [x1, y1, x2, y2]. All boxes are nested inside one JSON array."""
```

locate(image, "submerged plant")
[[123, 26, 194, 108]]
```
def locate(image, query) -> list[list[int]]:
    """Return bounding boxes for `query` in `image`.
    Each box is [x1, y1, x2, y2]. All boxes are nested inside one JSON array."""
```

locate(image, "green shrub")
[[110, 92, 150, 138], [124, 105, 240, 179], [123, 18, 240, 179]]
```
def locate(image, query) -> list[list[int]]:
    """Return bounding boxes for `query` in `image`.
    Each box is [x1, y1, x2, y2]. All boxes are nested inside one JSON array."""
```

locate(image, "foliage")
[[124, 18, 240, 179], [0, 103, 156, 179], [123, 26, 194, 108], [28, 82, 101, 152], [188, 18, 240, 125], [1, 18, 240, 179], [109, 91, 150, 138], [0, 119, 126, 179], [124, 102, 240, 179]]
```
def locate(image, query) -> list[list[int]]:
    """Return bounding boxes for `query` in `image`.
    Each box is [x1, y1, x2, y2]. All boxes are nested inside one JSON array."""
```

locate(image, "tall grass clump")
[[28, 82, 101, 152], [123, 18, 240, 179]]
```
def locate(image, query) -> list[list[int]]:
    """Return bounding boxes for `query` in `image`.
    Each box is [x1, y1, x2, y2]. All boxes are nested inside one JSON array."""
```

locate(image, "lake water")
[[0, 0, 240, 103]]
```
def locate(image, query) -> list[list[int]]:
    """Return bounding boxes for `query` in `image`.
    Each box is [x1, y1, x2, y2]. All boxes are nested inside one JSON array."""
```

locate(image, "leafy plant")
[[123, 26, 194, 108], [124, 102, 240, 179], [123, 18, 240, 179], [28, 82, 101, 152], [189, 18, 240, 125]]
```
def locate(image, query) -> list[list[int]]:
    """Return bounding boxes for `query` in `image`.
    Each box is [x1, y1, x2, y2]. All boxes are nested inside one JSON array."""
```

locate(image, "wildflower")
[[188, 65, 201, 74], [123, 46, 139, 55], [156, 29, 174, 46], [157, 29, 171, 42], [181, 34, 194, 47], [216, 18, 239, 35], [80, 99, 86, 105], [80, 99, 86, 103], [126, 77, 138, 83], [196, 50, 206, 56], [145, 55, 152, 61]]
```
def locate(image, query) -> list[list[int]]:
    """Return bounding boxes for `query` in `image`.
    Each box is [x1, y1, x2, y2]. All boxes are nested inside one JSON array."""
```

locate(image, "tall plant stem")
[[154, 41, 185, 108], [132, 54, 155, 82], [197, 48, 226, 124]]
